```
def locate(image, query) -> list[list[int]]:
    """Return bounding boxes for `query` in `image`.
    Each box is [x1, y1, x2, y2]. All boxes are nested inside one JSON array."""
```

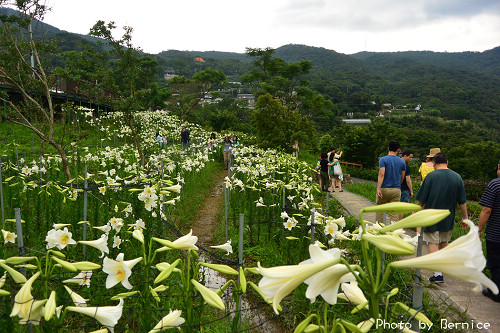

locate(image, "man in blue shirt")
[[376, 141, 406, 223], [478, 161, 500, 302]]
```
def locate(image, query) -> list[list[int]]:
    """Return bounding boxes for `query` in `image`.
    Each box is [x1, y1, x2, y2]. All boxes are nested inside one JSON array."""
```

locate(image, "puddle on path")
[[191, 170, 283, 333]]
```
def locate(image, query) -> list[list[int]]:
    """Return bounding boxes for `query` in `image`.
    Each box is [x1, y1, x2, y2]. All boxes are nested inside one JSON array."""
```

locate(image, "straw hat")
[[426, 148, 441, 158]]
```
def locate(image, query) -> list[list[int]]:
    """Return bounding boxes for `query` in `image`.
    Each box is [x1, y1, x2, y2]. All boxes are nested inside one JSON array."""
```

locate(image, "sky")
[[40, 0, 500, 55]]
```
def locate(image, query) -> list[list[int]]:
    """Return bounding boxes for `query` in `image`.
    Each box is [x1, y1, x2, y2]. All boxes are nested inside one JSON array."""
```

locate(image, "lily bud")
[[361, 202, 421, 214], [378, 209, 450, 233], [362, 234, 415, 255]]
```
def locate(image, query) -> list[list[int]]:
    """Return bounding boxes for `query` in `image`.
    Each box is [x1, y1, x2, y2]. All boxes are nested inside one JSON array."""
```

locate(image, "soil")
[[190, 169, 226, 246], [190, 168, 284, 333]]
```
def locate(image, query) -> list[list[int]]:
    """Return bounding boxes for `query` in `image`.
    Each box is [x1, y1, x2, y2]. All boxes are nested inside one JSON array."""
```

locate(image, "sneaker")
[[482, 288, 500, 302], [429, 275, 444, 283]]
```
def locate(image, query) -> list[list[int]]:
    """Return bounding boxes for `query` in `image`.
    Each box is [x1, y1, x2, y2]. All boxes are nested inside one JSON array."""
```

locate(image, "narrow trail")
[[190, 168, 284, 333]]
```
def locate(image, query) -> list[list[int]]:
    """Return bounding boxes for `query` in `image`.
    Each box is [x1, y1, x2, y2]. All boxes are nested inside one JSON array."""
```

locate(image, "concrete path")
[[329, 187, 500, 333]]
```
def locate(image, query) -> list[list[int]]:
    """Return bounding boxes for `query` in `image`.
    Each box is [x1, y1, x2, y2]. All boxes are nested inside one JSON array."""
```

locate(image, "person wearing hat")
[[419, 148, 440, 181], [180, 124, 190, 149]]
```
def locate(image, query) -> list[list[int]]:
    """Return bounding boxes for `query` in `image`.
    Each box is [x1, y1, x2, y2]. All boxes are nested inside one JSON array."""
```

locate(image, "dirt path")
[[190, 169, 227, 246], [190, 169, 284, 333]]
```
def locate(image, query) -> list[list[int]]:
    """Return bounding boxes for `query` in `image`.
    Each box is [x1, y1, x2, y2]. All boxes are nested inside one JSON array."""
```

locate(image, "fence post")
[[310, 210, 315, 244], [14, 208, 26, 277], [237, 213, 244, 329], [82, 165, 88, 260], [224, 182, 228, 242], [15, 146, 19, 170], [326, 191, 329, 217], [381, 213, 387, 274], [180, 154, 184, 199], [192, 151, 195, 186], [411, 234, 424, 332], [0, 157, 4, 229]]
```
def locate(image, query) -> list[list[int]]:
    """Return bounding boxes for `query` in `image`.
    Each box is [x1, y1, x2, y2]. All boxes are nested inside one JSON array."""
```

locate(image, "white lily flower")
[[2, 229, 17, 244], [109, 217, 124, 232], [94, 224, 112, 234], [155, 230, 198, 251], [10, 272, 41, 320], [103, 253, 143, 290], [392, 219, 499, 294], [283, 219, 295, 231], [210, 240, 233, 255], [99, 186, 107, 195], [130, 218, 146, 231], [113, 235, 123, 249], [324, 222, 339, 237], [148, 309, 185, 332], [45, 227, 76, 250], [338, 281, 368, 306], [402, 234, 419, 247], [280, 211, 289, 219], [64, 285, 88, 307], [299, 242, 356, 305], [164, 184, 182, 193], [79, 234, 110, 258], [63, 271, 92, 288], [67, 298, 123, 333], [258, 244, 342, 314]]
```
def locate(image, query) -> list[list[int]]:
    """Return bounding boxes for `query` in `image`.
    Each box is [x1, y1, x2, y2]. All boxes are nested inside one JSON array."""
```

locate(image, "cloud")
[[423, 0, 500, 19], [274, 0, 500, 32]]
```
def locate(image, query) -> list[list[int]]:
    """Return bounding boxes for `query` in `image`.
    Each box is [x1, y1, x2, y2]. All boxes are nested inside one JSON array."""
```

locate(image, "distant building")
[[164, 69, 177, 81], [194, 57, 206, 63], [236, 94, 255, 108], [342, 119, 372, 125]]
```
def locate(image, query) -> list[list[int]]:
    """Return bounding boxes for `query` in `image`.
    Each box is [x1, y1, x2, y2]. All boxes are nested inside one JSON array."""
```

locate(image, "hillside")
[[2, 7, 499, 129]]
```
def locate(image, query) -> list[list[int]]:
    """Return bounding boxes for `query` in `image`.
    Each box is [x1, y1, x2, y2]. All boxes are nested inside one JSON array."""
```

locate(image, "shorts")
[[400, 189, 410, 203], [423, 230, 453, 244]]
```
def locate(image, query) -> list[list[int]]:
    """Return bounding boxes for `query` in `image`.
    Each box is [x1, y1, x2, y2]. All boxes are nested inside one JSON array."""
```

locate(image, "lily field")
[[0, 109, 496, 332]]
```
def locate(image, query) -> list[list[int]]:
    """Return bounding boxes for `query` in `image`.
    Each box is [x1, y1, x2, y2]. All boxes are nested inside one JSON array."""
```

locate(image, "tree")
[[242, 47, 313, 111], [252, 94, 315, 152], [0, 0, 73, 179], [167, 68, 226, 118], [59, 20, 166, 164]]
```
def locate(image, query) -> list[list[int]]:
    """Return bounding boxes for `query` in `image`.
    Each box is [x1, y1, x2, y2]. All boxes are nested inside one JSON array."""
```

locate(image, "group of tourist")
[[375, 140, 499, 302], [155, 126, 239, 172], [316, 147, 344, 193]]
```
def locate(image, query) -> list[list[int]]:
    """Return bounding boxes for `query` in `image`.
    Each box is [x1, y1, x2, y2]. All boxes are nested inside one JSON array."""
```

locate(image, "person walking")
[[222, 136, 233, 170], [315, 155, 322, 188], [319, 152, 330, 192], [478, 160, 500, 302], [376, 141, 406, 223], [329, 151, 343, 192], [399, 149, 414, 220], [180, 124, 190, 149], [208, 133, 217, 151], [419, 148, 440, 181], [416, 152, 468, 283]]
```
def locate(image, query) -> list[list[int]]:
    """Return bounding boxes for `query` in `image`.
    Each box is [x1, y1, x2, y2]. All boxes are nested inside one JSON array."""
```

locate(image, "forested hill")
[[2, 5, 499, 128], [351, 47, 500, 78]]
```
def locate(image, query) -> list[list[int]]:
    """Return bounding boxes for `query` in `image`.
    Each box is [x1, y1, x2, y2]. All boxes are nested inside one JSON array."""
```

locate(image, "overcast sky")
[[41, 0, 500, 55]]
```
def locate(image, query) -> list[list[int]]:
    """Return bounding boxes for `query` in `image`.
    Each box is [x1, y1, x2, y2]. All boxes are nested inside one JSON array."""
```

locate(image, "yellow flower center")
[[60, 234, 69, 245], [116, 267, 125, 282]]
